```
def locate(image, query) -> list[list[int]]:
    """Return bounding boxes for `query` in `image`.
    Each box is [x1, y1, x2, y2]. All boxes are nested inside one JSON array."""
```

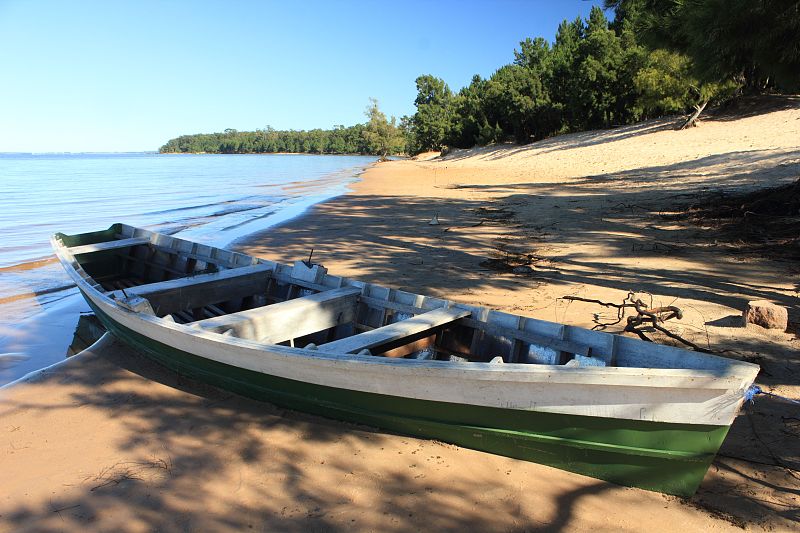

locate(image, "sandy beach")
[[2, 101, 799, 531]]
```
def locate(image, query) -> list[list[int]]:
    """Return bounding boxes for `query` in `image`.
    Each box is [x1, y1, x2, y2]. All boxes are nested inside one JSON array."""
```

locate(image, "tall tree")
[[634, 49, 699, 117], [607, 0, 800, 91], [573, 6, 627, 128], [549, 18, 585, 131], [409, 75, 454, 153], [447, 75, 495, 148], [362, 98, 404, 159]]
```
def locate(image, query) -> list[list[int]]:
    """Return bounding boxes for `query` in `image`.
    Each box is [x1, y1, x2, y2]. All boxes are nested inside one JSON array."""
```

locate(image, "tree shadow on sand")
[[1, 337, 715, 532], [3, 140, 799, 530], [1, 340, 554, 531]]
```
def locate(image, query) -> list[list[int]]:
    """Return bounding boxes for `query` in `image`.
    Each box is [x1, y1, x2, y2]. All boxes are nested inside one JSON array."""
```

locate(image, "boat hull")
[[86, 293, 729, 497]]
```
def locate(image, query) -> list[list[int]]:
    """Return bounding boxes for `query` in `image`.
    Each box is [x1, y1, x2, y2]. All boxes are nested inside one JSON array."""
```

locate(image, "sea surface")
[[0, 152, 374, 385]]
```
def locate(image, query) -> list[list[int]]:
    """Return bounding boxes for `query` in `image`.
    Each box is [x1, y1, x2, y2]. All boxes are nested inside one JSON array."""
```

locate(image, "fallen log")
[[677, 98, 708, 130]]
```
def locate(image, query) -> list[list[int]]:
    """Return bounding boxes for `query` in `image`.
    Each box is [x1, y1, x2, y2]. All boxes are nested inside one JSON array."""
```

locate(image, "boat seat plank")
[[192, 286, 363, 343], [318, 307, 471, 355], [459, 318, 593, 358], [68, 237, 151, 255], [108, 263, 274, 315]]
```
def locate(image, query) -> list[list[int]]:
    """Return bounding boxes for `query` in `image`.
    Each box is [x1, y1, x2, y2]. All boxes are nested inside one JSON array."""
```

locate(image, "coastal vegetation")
[[160, 1, 799, 156], [406, 2, 799, 152], [159, 99, 404, 157]]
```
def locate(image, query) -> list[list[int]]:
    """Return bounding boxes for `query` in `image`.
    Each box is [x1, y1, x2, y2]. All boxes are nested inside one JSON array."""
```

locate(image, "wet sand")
[[2, 102, 799, 531], [0, 165, 368, 386]]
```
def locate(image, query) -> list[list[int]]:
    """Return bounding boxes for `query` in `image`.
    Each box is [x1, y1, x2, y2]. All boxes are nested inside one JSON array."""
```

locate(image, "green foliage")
[[447, 75, 494, 147], [607, 0, 800, 91], [548, 18, 585, 131], [407, 75, 454, 153], [634, 49, 698, 116], [482, 64, 557, 143], [160, 100, 404, 156], [571, 6, 632, 128], [405, 5, 649, 153], [401, 1, 798, 154], [362, 98, 405, 159], [166, 1, 798, 157]]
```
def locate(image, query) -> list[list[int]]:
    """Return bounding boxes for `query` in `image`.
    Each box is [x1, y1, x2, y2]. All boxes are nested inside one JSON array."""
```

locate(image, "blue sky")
[[0, 0, 603, 152]]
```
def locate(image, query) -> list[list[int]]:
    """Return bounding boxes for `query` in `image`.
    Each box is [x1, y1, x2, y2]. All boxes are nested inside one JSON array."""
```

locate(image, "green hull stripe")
[[87, 296, 728, 496]]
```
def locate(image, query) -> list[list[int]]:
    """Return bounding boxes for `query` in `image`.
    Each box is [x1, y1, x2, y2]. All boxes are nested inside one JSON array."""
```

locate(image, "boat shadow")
[[0, 336, 613, 531], [230, 146, 800, 529], [2, 332, 797, 531]]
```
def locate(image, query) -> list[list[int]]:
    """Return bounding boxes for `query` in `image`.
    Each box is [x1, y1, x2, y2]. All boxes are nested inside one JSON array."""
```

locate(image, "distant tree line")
[[161, 2, 798, 157], [405, 2, 799, 153], [160, 98, 405, 157]]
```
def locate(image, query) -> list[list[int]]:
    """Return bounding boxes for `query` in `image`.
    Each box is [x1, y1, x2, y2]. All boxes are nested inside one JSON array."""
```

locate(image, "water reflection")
[[66, 313, 106, 357]]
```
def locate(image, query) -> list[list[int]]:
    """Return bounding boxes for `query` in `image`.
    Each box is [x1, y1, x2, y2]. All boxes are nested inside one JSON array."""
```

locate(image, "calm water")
[[0, 152, 374, 384]]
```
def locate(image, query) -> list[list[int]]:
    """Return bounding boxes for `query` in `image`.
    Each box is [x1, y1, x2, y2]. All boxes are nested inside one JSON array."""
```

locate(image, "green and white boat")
[[52, 223, 759, 497]]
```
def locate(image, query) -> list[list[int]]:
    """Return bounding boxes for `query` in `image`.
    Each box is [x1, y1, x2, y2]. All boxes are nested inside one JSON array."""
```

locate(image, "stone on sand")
[[743, 300, 788, 330]]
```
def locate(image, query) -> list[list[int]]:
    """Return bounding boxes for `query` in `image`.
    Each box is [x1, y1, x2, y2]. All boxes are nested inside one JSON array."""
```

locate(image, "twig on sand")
[[561, 292, 711, 352], [88, 456, 173, 491]]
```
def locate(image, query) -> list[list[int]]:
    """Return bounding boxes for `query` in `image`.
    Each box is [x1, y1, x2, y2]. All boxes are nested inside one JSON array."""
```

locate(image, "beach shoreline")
[[2, 105, 799, 530], [0, 157, 374, 386]]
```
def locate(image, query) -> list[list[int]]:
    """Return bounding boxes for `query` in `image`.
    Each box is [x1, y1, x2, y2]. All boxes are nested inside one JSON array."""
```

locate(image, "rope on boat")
[[745, 384, 800, 406]]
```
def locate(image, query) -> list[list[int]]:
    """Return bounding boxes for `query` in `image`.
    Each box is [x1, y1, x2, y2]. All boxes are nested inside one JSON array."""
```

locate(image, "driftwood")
[[677, 98, 708, 130], [561, 292, 710, 352]]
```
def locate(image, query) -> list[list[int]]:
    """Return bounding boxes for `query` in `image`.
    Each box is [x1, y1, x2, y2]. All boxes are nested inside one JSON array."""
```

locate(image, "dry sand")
[[2, 100, 799, 531]]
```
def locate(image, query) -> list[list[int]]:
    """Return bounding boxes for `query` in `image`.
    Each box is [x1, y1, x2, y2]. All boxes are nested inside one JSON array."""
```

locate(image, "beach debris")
[[428, 213, 440, 225], [89, 457, 173, 491], [512, 265, 534, 275], [743, 300, 788, 330], [669, 177, 800, 261], [561, 292, 710, 352], [676, 86, 708, 130]]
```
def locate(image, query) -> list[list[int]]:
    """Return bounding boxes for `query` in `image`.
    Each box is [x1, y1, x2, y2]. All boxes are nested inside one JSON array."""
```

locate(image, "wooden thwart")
[[319, 307, 471, 354], [68, 237, 151, 255], [108, 263, 274, 315], [459, 318, 593, 359], [193, 286, 363, 343]]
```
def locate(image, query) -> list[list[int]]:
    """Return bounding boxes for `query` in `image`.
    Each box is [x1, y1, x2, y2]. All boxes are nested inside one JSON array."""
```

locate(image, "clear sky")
[[0, 0, 603, 152]]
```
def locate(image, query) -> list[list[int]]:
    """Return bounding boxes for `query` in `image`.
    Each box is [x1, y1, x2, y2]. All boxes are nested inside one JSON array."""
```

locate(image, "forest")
[[159, 99, 404, 157], [161, 1, 799, 156]]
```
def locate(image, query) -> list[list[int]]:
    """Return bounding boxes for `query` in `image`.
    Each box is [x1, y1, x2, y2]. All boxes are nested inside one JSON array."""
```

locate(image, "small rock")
[[743, 300, 788, 330], [512, 265, 534, 274]]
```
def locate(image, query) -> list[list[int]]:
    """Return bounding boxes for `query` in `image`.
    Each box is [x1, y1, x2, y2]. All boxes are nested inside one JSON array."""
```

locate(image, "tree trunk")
[[676, 99, 709, 130]]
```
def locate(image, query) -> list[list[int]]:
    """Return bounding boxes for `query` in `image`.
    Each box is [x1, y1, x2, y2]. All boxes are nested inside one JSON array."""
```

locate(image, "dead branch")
[[561, 292, 711, 352], [561, 293, 636, 329], [677, 98, 709, 130]]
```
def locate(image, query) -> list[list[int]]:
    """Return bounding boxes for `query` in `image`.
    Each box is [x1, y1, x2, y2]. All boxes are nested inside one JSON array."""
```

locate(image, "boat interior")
[[54, 224, 743, 372]]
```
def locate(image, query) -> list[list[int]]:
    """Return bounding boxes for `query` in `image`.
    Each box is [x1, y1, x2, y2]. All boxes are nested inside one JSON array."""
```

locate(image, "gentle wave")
[[0, 256, 59, 273], [0, 152, 372, 320], [0, 283, 76, 306]]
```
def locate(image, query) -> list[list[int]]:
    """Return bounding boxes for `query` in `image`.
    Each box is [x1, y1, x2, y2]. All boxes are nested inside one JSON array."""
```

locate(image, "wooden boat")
[[52, 223, 759, 496]]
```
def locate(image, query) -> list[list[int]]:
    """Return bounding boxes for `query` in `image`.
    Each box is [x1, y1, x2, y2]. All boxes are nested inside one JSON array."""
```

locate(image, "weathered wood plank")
[[193, 286, 363, 342], [460, 317, 592, 357], [109, 263, 274, 315], [68, 237, 150, 255], [318, 307, 471, 355]]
